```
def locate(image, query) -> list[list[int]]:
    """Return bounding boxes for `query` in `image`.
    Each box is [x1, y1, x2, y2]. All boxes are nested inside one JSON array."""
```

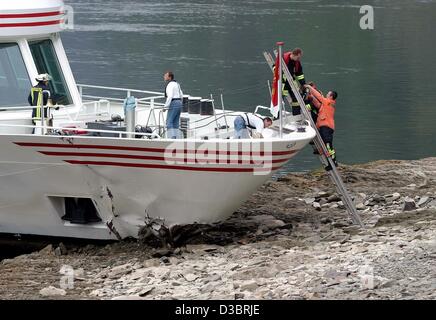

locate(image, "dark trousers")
[[290, 91, 301, 116], [319, 126, 336, 162]]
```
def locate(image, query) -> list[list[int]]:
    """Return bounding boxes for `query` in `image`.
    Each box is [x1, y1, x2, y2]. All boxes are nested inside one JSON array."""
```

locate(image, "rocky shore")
[[1, 158, 435, 300]]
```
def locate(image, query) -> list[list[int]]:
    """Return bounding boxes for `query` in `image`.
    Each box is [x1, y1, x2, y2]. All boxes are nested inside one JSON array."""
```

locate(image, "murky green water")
[[63, 0, 436, 172]]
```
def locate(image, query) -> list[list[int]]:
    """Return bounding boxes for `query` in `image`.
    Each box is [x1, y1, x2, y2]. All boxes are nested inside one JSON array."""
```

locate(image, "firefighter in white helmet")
[[28, 73, 53, 132]]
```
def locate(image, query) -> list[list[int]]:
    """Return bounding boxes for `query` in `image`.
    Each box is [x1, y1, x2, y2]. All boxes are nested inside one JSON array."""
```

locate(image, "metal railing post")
[[41, 105, 45, 135], [210, 94, 219, 133], [277, 41, 284, 138], [220, 94, 229, 132]]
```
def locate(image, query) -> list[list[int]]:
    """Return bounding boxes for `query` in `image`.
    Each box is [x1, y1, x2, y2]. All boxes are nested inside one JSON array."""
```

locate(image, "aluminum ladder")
[[264, 50, 364, 227]]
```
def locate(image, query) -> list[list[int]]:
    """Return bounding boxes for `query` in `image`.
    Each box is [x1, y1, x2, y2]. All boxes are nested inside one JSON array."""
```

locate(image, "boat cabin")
[[0, 0, 306, 140]]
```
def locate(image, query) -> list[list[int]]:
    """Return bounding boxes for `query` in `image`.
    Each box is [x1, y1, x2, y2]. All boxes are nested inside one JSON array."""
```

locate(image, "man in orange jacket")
[[304, 84, 338, 166]]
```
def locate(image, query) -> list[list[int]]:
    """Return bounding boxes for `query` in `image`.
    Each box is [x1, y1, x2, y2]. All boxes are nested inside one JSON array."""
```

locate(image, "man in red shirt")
[[283, 48, 305, 116]]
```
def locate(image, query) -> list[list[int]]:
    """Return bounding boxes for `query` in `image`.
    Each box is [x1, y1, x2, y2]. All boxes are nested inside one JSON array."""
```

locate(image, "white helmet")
[[35, 73, 51, 82]]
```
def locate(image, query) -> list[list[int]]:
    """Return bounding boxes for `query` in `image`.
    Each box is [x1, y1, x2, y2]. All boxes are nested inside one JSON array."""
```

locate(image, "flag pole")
[[277, 41, 284, 138]]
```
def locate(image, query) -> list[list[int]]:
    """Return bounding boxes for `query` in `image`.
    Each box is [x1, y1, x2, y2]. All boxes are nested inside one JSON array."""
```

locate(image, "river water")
[[63, 0, 436, 173]]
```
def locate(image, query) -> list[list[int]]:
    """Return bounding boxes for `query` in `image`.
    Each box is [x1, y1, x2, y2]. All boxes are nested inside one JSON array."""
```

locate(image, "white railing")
[[77, 84, 164, 101], [0, 123, 160, 139], [77, 83, 167, 122]]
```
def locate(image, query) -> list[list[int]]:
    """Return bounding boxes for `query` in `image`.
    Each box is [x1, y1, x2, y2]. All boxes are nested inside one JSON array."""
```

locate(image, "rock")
[[319, 198, 328, 206], [417, 196, 431, 207], [142, 259, 160, 268], [54, 243, 68, 256], [402, 197, 416, 211], [152, 248, 172, 258], [318, 191, 330, 198], [39, 286, 66, 297], [304, 197, 316, 205], [108, 263, 132, 278], [138, 286, 155, 297], [389, 192, 401, 201], [159, 256, 170, 264], [317, 254, 330, 260], [239, 280, 258, 291], [250, 215, 276, 222], [111, 296, 144, 300], [264, 219, 286, 230], [39, 244, 54, 255], [184, 273, 198, 282], [356, 203, 366, 210], [327, 194, 341, 203], [428, 200, 436, 208], [371, 195, 385, 203], [284, 198, 294, 205], [185, 244, 221, 253], [312, 202, 321, 211], [59, 242, 68, 254], [54, 247, 62, 256], [321, 217, 332, 224]]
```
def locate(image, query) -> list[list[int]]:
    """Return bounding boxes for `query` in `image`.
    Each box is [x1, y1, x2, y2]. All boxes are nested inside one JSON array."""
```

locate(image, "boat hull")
[[0, 132, 313, 239]]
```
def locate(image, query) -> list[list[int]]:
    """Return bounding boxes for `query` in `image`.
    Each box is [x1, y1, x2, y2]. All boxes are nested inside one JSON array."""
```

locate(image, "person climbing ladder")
[[304, 83, 339, 167]]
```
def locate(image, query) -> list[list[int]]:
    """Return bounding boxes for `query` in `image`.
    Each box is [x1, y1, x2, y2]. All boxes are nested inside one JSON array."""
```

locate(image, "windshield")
[[0, 43, 31, 108], [29, 39, 72, 105]]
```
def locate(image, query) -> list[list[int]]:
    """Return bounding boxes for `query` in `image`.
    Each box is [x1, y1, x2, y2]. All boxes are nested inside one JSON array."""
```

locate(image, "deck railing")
[[0, 122, 160, 139]]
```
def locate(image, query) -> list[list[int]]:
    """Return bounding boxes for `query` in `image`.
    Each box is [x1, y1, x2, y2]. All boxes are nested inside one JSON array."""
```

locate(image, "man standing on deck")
[[305, 84, 338, 167], [28, 73, 53, 133], [163, 71, 183, 139]]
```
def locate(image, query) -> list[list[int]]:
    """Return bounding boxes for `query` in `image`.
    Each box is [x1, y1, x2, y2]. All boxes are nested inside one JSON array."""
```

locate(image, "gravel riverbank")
[[1, 158, 435, 300]]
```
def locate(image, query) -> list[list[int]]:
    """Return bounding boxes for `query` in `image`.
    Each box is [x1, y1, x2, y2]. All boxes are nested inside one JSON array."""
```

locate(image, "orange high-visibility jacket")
[[309, 87, 336, 130]]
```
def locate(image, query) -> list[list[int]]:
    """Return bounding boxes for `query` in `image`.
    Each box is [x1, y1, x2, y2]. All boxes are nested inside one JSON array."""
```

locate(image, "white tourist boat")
[[0, 0, 316, 240]]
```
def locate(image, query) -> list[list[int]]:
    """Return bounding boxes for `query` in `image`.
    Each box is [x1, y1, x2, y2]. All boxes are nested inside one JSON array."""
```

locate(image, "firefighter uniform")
[[283, 54, 306, 116], [28, 82, 51, 121], [307, 86, 338, 165]]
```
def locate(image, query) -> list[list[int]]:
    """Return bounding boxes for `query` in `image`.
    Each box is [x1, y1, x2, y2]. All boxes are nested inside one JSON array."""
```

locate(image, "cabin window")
[[0, 43, 32, 108], [29, 39, 72, 105]]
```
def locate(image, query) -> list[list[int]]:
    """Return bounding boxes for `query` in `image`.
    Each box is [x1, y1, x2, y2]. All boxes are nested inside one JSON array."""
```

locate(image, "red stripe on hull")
[[0, 11, 63, 19], [39, 151, 294, 165], [15, 142, 296, 156], [65, 160, 283, 173], [0, 20, 63, 28]]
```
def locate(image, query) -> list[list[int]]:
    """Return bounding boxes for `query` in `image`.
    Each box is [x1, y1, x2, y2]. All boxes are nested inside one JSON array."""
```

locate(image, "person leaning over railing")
[[163, 71, 183, 139], [233, 113, 273, 139]]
